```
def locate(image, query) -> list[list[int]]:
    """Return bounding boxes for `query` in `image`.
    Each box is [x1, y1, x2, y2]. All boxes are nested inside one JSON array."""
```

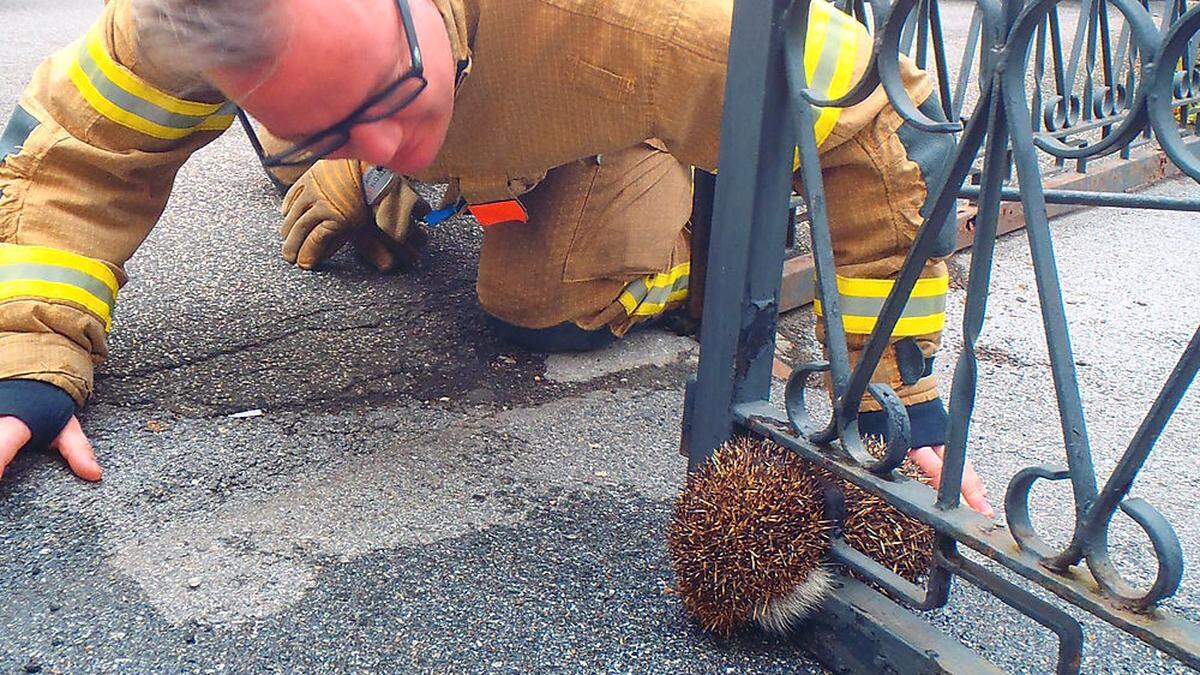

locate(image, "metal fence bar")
[[682, 0, 1200, 669], [959, 183, 1200, 208], [687, 0, 796, 469]]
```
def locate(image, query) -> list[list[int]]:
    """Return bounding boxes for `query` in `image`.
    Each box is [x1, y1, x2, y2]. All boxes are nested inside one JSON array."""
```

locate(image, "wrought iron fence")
[[681, 0, 1200, 670]]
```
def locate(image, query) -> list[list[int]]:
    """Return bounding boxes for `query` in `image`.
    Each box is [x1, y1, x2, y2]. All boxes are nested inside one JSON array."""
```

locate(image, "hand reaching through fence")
[[908, 445, 994, 519]]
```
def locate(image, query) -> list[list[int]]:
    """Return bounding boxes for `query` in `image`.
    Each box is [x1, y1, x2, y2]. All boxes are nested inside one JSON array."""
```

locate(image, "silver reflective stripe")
[[0, 263, 116, 307], [645, 275, 689, 306], [837, 294, 946, 320], [76, 43, 227, 130], [808, 31, 841, 96]]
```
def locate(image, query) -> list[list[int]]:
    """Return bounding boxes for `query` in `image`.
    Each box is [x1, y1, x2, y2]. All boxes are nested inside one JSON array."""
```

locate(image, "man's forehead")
[[210, 0, 405, 136]]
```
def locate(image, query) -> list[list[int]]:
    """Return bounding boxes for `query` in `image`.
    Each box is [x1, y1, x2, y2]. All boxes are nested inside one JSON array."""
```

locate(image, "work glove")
[[280, 159, 430, 272]]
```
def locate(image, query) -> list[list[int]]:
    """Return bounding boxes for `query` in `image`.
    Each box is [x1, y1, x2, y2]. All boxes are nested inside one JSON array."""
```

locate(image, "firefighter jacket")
[[0, 0, 946, 412]]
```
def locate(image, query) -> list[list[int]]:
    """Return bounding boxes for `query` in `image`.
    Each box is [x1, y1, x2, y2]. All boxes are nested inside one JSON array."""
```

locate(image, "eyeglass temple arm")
[[237, 108, 290, 198]]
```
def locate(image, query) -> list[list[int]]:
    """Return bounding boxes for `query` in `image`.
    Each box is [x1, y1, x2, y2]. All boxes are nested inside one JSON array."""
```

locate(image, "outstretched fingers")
[[908, 445, 994, 519], [0, 416, 32, 481]]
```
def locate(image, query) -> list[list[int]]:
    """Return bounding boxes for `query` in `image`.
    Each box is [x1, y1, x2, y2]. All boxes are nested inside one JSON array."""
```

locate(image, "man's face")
[[209, 0, 456, 174]]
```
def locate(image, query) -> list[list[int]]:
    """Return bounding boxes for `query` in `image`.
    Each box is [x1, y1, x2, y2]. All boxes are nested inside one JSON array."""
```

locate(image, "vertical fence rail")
[[683, 0, 1200, 669]]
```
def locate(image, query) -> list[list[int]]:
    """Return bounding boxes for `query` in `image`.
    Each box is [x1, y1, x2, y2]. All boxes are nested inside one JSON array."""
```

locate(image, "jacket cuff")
[[0, 332, 94, 406]]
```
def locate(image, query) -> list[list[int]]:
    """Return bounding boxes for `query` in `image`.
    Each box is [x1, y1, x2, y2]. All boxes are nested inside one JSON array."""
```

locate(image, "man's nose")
[[346, 121, 405, 167]]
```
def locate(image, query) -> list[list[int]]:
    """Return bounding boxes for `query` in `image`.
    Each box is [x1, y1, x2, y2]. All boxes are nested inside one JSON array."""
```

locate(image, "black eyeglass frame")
[[245, 0, 427, 170]]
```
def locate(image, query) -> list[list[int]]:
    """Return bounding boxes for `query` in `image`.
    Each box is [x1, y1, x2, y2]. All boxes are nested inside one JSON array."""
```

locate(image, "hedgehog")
[[667, 435, 934, 635]]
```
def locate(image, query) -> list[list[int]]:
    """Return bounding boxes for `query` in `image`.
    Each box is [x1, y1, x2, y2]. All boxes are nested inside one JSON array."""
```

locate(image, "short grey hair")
[[130, 0, 285, 74]]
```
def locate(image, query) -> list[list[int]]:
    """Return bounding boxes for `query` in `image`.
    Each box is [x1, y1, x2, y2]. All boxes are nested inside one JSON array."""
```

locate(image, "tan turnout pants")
[[477, 142, 693, 337], [477, 102, 956, 412]]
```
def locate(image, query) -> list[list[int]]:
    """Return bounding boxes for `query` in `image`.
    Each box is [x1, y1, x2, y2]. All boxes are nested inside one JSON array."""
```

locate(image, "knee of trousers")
[[477, 144, 692, 333], [476, 254, 629, 332]]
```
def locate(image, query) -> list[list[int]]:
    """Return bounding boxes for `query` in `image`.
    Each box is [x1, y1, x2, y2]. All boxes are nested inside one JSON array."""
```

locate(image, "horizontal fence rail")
[[683, 0, 1200, 670]]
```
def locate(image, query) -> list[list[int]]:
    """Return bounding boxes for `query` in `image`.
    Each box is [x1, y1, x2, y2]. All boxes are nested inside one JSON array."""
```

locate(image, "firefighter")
[[0, 0, 992, 516]]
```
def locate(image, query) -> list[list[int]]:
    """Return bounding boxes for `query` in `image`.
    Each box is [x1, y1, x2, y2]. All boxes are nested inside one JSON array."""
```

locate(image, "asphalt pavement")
[[1, 1, 1198, 673]]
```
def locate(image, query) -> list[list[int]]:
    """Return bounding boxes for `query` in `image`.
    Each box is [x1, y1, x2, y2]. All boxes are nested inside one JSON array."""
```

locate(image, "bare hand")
[[908, 445, 994, 519], [0, 416, 102, 483]]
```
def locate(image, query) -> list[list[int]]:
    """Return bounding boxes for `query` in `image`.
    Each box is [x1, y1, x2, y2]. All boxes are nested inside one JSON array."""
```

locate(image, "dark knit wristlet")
[[0, 380, 76, 450]]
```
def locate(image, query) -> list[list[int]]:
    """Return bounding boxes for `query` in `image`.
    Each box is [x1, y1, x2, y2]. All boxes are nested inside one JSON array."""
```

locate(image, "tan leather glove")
[[280, 159, 429, 272], [353, 175, 430, 272]]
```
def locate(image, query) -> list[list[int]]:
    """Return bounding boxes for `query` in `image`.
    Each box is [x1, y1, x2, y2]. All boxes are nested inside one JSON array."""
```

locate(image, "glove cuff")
[[0, 379, 76, 450]]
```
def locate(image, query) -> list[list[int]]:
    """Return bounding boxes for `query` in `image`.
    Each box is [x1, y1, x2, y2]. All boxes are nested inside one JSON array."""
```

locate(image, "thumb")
[[959, 459, 994, 519], [908, 445, 944, 488], [51, 417, 102, 482], [909, 445, 994, 519], [297, 220, 354, 269]]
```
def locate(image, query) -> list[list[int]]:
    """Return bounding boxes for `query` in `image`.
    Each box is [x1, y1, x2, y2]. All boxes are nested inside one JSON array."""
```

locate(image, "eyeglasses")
[[248, 0, 427, 169]]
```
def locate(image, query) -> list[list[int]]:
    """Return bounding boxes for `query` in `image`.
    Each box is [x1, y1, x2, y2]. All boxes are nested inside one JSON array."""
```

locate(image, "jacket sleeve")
[[0, 0, 232, 405], [649, 0, 930, 171]]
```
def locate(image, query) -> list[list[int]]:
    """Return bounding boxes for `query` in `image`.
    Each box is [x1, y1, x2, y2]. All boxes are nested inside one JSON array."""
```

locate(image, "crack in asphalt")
[[99, 320, 391, 381]]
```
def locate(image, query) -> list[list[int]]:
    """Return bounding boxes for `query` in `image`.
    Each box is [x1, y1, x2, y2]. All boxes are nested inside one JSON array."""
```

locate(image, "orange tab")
[[467, 199, 529, 227]]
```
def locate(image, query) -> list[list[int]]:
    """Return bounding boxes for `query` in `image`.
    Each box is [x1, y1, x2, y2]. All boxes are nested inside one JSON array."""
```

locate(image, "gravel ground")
[[2, 1, 1198, 673]]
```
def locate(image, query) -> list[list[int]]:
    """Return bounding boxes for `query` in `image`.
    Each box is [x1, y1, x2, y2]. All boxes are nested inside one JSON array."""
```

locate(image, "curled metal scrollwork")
[[777, 0, 1199, 661], [1005, 466, 1184, 609], [1149, 3, 1200, 181], [1009, 0, 1161, 160], [783, 359, 912, 474], [690, 0, 1200, 666]]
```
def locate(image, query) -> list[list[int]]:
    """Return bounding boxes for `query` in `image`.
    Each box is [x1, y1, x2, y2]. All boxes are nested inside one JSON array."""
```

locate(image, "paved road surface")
[[1, 1, 1197, 673]]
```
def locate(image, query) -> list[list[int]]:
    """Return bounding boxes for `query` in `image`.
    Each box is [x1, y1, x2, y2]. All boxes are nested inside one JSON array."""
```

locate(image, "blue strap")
[[421, 197, 467, 227], [0, 105, 38, 162]]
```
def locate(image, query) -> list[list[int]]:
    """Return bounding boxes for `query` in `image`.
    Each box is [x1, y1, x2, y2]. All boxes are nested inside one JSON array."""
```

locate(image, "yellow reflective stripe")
[[69, 32, 235, 140], [618, 262, 690, 317], [0, 244, 119, 330], [812, 19, 859, 145], [836, 274, 948, 299], [0, 244, 118, 296], [813, 274, 948, 337], [68, 61, 231, 140], [804, 3, 831, 82], [0, 280, 113, 329], [807, 0, 862, 147], [621, 287, 689, 317], [83, 31, 225, 118], [618, 277, 689, 316], [804, 2, 834, 146], [618, 294, 641, 315]]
